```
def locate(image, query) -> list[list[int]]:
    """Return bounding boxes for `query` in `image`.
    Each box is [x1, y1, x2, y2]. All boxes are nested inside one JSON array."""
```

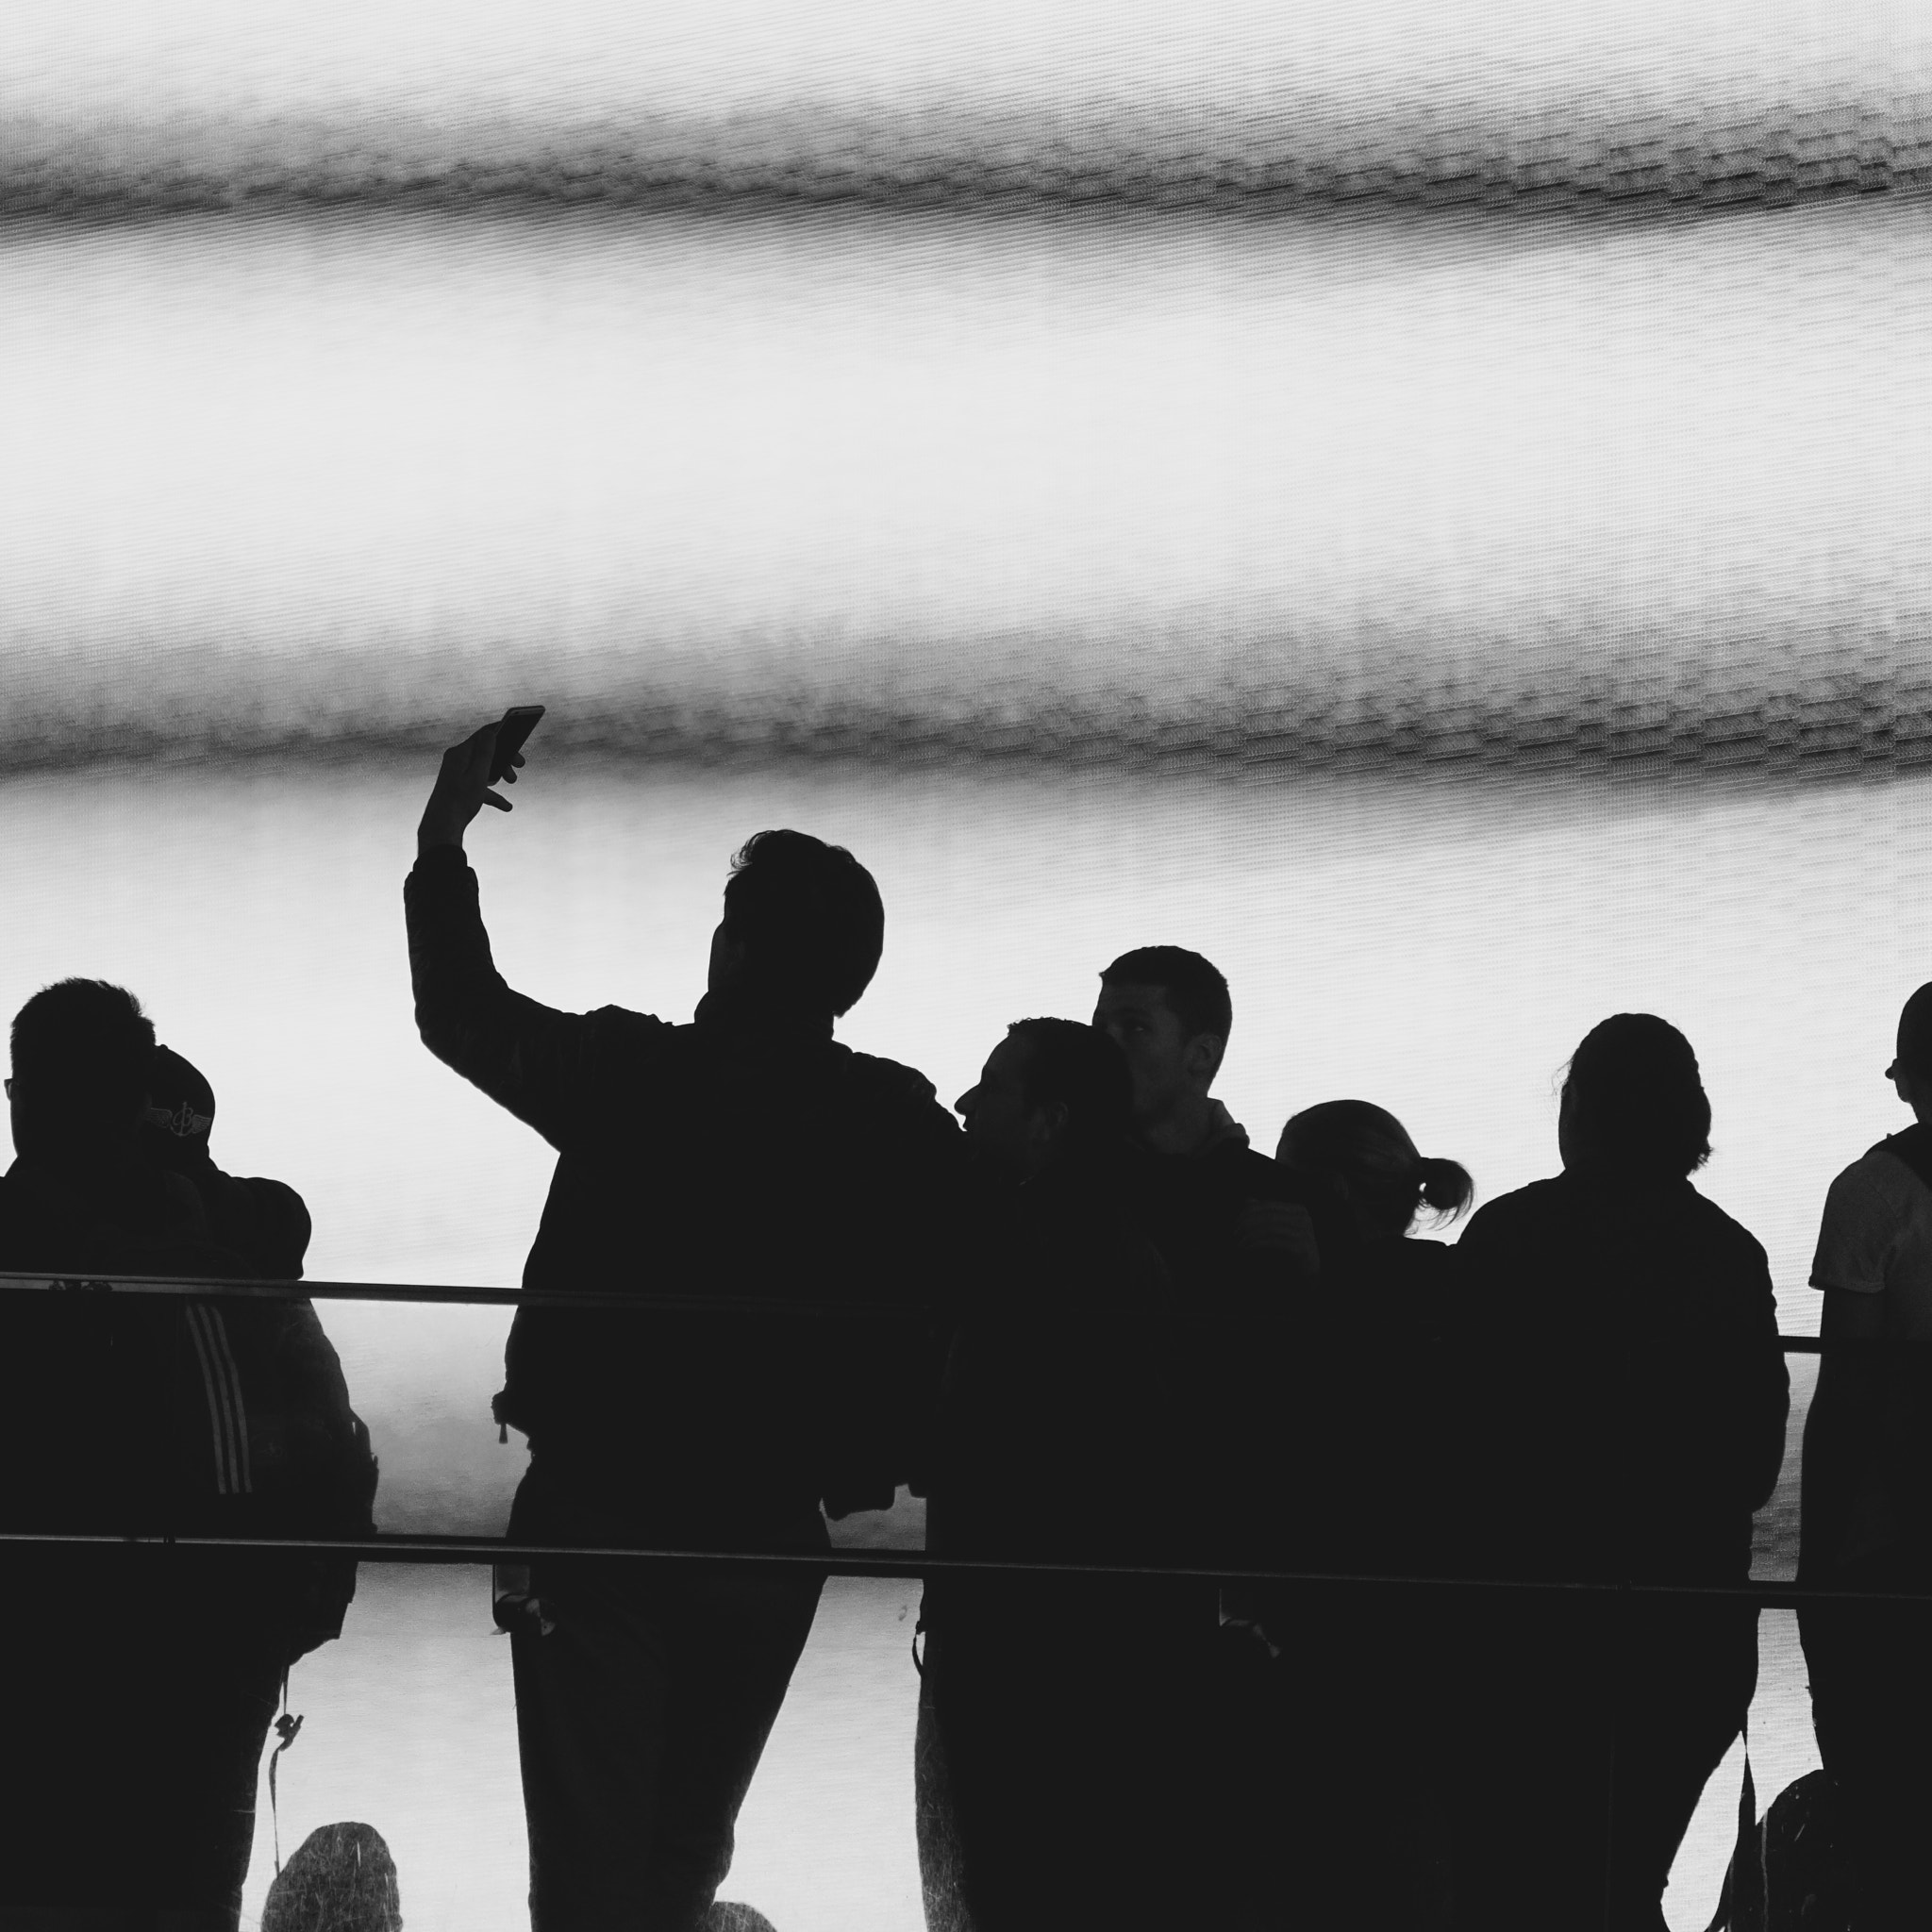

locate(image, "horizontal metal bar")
[[0, 1271, 924, 1318], [0, 1529, 1919, 1607], [0, 1273, 1901, 1353]]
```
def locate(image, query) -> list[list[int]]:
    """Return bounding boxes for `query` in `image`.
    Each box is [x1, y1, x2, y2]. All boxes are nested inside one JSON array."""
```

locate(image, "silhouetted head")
[[1557, 1014, 1711, 1181], [1888, 983, 1932, 1119], [957, 1019, 1134, 1182], [1092, 947, 1231, 1131], [138, 1046, 216, 1174], [1276, 1099, 1474, 1241], [8, 979, 158, 1166], [710, 830, 885, 1020], [261, 1822, 401, 1932]]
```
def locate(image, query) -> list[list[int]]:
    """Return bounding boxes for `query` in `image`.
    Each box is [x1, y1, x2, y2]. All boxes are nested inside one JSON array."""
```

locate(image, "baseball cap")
[[140, 1045, 215, 1159]]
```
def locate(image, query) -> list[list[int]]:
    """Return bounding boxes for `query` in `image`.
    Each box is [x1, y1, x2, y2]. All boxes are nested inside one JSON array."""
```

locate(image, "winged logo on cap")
[[144, 1100, 213, 1138]]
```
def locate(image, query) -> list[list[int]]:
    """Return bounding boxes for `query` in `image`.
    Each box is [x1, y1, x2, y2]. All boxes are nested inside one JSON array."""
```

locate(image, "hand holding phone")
[[490, 705, 545, 786], [418, 707, 546, 857]]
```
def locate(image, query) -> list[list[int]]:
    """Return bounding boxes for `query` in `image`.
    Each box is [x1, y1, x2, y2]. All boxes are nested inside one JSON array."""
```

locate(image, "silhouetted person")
[[1797, 980, 1932, 1930], [140, 1043, 313, 1278], [1271, 1099, 1474, 1572], [1210, 1100, 1474, 1932], [0, 980, 375, 1930], [915, 1019, 1200, 1932], [1091, 948, 1346, 1567], [406, 722, 965, 1932], [1092, 945, 1336, 1301], [261, 1823, 402, 1932], [1448, 1016, 1789, 1932]]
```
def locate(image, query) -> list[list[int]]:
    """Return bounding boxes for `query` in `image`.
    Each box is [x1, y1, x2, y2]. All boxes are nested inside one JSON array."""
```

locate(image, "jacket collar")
[[692, 985, 836, 1045]]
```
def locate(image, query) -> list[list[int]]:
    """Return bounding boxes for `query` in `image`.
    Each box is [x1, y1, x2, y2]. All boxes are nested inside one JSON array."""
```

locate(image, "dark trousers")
[[511, 1539, 827, 1932], [913, 1580, 1211, 1932], [1799, 1550, 1932, 1932], [0, 1548, 285, 1931], [1447, 1593, 1757, 1932], [1215, 1588, 1456, 1932]]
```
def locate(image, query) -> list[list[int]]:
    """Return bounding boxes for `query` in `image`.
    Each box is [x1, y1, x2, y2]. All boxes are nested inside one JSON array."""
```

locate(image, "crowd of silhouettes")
[[0, 710, 1926, 1931]]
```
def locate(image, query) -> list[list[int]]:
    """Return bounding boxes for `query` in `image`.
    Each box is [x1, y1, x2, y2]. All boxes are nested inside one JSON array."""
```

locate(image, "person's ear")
[[1186, 1033, 1225, 1085], [1032, 1099, 1071, 1148]]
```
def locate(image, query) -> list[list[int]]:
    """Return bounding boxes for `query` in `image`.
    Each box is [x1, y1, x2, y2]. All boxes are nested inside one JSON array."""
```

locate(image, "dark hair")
[[1098, 946, 1233, 1047], [1006, 1018, 1133, 1151], [9, 979, 157, 1151], [723, 830, 885, 1019], [1276, 1099, 1474, 1239], [1562, 1013, 1712, 1179], [261, 1822, 401, 1932]]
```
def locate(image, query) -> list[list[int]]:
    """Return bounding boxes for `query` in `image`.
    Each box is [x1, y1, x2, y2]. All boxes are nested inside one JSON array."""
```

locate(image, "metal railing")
[[0, 1267, 1921, 1607]]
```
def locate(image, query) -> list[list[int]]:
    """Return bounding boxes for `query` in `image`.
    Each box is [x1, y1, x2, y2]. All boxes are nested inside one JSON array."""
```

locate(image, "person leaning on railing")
[[1211, 1099, 1474, 1932], [139, 1042, 312, 1280], [1444, 1015, 1789, 1932], [0, 978, 375, 1932], [915, 1018, 1199, 1932], [1797, 978, 1932, 1932]]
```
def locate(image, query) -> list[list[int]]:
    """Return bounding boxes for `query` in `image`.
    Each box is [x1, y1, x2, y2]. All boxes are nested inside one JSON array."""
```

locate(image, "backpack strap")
[[268, 1666, 304, 1876]]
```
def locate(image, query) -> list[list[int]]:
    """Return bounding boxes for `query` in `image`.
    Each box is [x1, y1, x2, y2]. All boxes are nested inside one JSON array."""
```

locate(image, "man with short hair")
[[1092, 945, 1335, 1297], [917, 1018, 1200, 1931], [1799, 981, 1932, 1930], [0, 978, 370, 1930], [1091, 947, 1341, 1540], [407, 720, 965, 1932], [1093, 947, 1349, 1920]]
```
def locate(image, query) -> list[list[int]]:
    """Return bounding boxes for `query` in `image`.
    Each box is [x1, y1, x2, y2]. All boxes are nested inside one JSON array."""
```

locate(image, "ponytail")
[[1415, 1155, 1474, 1224], [1277, 1098, 1474, 1240]]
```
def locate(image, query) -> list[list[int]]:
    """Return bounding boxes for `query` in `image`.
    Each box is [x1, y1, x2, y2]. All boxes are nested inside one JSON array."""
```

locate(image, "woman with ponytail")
[[1272, 1099, 1474, 1588], [1277, 1097, 1474, 1243], [1216, 1103, 1474, 1932]]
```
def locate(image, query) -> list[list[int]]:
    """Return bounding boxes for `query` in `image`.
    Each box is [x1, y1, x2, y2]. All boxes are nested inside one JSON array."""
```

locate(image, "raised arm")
[[406, 721, 667, 1150]]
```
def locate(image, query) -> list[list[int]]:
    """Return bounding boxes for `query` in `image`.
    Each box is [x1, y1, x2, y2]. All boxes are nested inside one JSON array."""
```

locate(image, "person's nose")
[[956, 1086, 977, 1120]]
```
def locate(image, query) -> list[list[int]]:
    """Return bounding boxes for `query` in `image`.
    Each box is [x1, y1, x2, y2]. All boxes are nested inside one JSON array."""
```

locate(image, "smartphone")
[[491, 705, 545, 784]]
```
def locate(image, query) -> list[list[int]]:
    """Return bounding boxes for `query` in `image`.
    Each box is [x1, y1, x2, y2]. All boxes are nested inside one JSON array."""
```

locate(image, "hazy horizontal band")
[[6, 631, 1928, 790], [6, 97, 1931, 231], [4, 201, 1924, 791]]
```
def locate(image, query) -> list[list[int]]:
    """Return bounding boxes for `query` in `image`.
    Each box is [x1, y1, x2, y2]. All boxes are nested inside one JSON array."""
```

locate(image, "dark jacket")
[[1249, 1233, 1463, 1582], [1122, 1106, 1354, 1317], [923, 1146, 1183, 1621], [1452, 1169, 1790, 1587], [1118, 1109, 1355, 1567], [0, 1153, 375, 1660], [181, 1167, 312, 1281], [405, 846, 968, 1545]]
